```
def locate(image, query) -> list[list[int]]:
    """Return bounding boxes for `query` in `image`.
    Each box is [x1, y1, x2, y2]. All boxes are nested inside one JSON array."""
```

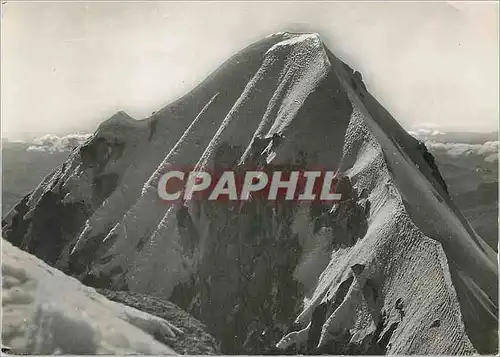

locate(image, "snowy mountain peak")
[[2, 32, 497, 354], [265, 32, 323, 54]]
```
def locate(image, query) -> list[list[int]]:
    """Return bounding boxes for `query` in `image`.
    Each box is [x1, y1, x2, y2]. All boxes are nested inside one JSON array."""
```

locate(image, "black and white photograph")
[[1, 1, 498, 355]]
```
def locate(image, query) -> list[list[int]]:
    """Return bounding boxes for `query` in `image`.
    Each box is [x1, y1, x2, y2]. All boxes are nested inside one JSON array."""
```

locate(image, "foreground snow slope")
[[1, 239, 180, 355], [3, 32, 497, 354]]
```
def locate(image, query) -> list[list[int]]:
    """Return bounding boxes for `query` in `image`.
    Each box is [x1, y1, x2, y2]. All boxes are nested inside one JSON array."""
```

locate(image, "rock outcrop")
[[98, 289, 220, 355]]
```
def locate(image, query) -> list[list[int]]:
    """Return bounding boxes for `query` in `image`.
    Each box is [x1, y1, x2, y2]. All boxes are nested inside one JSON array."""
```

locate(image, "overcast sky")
[[1, 1, 498, 140]]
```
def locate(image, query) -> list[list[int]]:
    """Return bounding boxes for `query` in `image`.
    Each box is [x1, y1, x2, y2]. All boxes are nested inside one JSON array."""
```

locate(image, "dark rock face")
[[177, 199, 304, 354], [2, 190, 91, 266], [2, 196, 31, 248], [416, 141, 449, 194], [171, 155, 309, 352]]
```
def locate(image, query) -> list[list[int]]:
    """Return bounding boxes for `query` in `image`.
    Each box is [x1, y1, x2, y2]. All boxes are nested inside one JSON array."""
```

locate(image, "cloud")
[[426, 140, 499, 162], [27, 134, 92, 153], [409, 129, 445, 137], [408, 123, 446, 137]]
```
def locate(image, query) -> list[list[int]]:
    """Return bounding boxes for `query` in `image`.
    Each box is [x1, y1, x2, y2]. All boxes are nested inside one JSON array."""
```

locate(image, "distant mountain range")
[[407, 128, 498, 144]]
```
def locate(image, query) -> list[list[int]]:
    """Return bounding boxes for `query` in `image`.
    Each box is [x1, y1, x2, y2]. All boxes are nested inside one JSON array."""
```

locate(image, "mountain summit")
[[3, 32, 497, 354]]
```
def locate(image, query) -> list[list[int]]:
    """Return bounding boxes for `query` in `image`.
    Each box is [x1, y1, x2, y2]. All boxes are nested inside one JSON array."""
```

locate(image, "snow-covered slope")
[[2, 32, 497, 354], [1, 239, 180, 355]]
